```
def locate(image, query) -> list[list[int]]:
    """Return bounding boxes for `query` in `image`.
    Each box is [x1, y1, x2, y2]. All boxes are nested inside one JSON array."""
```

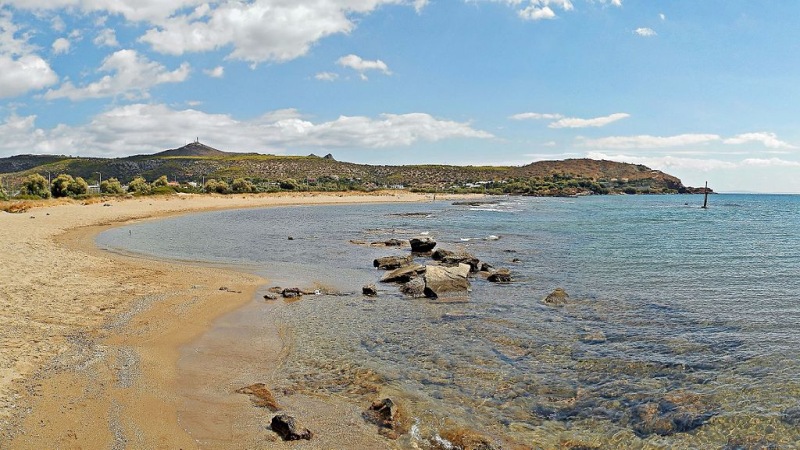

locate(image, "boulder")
[[479, 262, 494, 272], [282, 288, 303, 299], [487, 268, 512, 283], [270, 414, 313, 441], [373, 255, 413, 270], [364, 398, 409, 439], [236, 383, 280, 411], [543, 288, 569, 306], [400, 278, 426, 298], [441, 253, 481, 273], [362, 284, 378, 297], [380, 264, 426, 283], [424, 264, 471, 299], [431, 249, 455, 261], [409, 237, 437, 253]]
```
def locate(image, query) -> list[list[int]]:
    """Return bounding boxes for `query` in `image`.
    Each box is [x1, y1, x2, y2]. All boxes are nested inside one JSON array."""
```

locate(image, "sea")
[[96, 194, 800, 449]]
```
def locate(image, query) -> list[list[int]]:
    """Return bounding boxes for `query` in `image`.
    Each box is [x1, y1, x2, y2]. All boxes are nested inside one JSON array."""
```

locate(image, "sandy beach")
[[0, 192, 436, 449]]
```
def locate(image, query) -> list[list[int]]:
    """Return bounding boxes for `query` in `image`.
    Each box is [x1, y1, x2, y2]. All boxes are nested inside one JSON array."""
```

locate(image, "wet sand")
[[0, 192, 438, 448]]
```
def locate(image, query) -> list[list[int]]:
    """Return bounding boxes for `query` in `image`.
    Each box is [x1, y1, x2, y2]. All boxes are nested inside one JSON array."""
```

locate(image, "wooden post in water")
[[701, 181, 709, 209]]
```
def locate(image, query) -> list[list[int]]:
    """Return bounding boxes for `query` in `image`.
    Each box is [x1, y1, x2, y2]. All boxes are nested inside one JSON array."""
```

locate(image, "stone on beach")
[[270, 414, 313, 441], [380, 264, 426, 283], [423, 264, 471, 300], [409, 237, 436, 253], [543, 288, 569, 306], [373, 255, 413, 270], [281, 287, 303, 298]]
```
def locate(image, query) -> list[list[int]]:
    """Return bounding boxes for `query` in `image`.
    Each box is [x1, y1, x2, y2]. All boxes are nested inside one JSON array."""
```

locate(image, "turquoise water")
[[97, 195, 800, 448]]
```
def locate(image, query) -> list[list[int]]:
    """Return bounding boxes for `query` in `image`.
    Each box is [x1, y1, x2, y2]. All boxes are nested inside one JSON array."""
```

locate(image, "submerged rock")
[[543, 288, 569, 306], [439, 428, 500, 450], [373, 255, 413, 270], [236, 383, 280, 411], [782, 406, 800, 426], [629, 391, 716, 437], [580, 329, 607, 344], [371, 238, 406, 247], [409, 237, 437, 253], [364, 398, 409, 439], [380, 264, 426, 283], [362, 284, 378, 297], [487, 268, 512, 283], [424, 264, 471, 299], [270, 414, 313, 441]]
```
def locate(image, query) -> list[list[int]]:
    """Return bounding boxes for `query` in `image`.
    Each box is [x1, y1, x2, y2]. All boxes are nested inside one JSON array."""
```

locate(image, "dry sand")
[[0, 192, 437, 449]]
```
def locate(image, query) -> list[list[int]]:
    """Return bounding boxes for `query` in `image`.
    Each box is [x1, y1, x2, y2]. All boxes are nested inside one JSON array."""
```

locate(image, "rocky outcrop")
[[270, 414, 313, 441], [373, 255, 413, 270], [543, 288, 569, 306], [380, 264, 426, 283], [423, 264, 471, 299], [409, 237, 436, 253], [431, 249, 454, 261]]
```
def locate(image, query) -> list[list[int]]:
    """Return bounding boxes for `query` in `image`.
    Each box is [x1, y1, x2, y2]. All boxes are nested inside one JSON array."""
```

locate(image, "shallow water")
[[97, 195, 800, 448]]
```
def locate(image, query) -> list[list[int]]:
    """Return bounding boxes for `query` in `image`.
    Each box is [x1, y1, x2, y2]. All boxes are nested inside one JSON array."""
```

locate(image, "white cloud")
[[510, 112, 564, 120], [634, 27, 657, 37], [337, 54, 391, 80], [580, 134, 722, 149], [139, 1, 425, 64], [3, 0, 206, 23], [0, 54, 59, 98], [723, 132, 795, 149], [44, 49, 190, 101], [315, 71, 339, 81], [659, 13, 666, 21], [549, 112, 629, 128], [203, 66, 224, 78], [52, 37, 70, 54], [94, 28, 119, 47], [491, 0, 621, 21], [0, 104, 493, 157]]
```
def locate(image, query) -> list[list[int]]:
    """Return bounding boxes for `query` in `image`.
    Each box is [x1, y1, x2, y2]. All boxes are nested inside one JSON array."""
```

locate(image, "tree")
[[100, 178, 124, 194], [21, 174, 51, 198], [128, 176, 151, 194], [68, 177, 88, 196], [153, 175, 169, 187], [279, 178, 300, 190], [231, 178, 254, 193], [204, 179, 229, 194], [51, 174, 75, 198]]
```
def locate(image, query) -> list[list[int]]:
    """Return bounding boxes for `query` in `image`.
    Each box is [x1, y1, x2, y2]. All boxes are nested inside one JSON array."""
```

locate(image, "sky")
[[0, 0, 799, 193]]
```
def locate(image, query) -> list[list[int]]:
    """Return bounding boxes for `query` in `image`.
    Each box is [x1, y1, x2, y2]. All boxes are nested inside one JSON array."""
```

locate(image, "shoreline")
[[0, 191, 459, 448]]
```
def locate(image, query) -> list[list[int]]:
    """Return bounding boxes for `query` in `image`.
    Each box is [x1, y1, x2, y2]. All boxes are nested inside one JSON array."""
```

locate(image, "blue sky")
[[0, 1, 798, 192]]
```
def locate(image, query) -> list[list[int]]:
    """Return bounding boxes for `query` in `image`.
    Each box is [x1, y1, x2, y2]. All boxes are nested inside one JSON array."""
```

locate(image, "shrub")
[[152, 175, 169, 187], [231, 178, 254, 193], [21, 174, 51, 198], [51, 174, 75, 198], [0, 185, 7, 201], [100, 178, 124, 194], [279, 178, 300, 190], [128, 176, 152, 194], [68, 177, 88, 196], [204, 179, 230, 194]]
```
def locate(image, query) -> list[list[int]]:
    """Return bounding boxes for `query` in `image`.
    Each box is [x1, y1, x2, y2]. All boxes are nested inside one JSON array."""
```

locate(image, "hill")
[[0, 143, 704, 195]]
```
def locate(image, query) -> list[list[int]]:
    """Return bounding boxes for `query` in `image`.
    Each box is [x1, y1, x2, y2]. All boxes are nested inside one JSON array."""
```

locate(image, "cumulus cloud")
[[315, 71, 339, 81], [580, 134, 722, 149], [0, 104, 493, 157], [203, 66, 224, 78], [549, 112, 629, 128], [52, 37, 70, 54], [0, 55, 59, 99], [634, 27, 657, 37], [337, 54, 391, 80], [723, 132, 795, 149], [44, 49, 190, 101], [94, 28, 119, 47]]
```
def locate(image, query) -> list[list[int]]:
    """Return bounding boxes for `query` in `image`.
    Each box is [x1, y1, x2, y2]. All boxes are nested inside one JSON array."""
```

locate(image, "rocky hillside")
[[0, 143, 703, 194]]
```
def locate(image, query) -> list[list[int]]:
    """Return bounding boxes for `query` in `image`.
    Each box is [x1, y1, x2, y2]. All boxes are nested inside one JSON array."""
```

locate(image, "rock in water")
[[282, 287, 303, 298], [270, 414, 313, 441], [362, 284, 378, 297], [380, 264, 426, 283], [368, 398, 397, 428], [235, 383, 280, 411], [410, 237, 436, 253], [373, 255, 413, 270], [487, 268, 512, 282], [424, 264, 471, 299], [400, 278, 426, 298], [441, 252, 481, 273], [431, 248, 455, 261], [543, 288, 569, 306]]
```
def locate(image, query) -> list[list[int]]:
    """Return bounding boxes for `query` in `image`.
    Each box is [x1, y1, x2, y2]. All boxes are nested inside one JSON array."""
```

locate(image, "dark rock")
[[270, 414, 313, 441], [362, 284, 378, 297], [287, 236, 294, 240], [263, 293, 279, 301], [370, 238, 406, 247], [367, 398, 397, 428], [236, 383, 280, 411], [409, 237, 436, 253], [543, 288, 569, 306], [282, 288, 303, 298], [511, 258, 522, 263], [431, 249, 455, 261], [452, 200, 499, 206], [782, 406, 800, 426], [487, 268, 512, 283], [479, 262, 494, 272], [400, 278, 426, 298], [323, 153, 335, 160], [373, 255, 413, 270], [441, 253, 481, 273], [380, 264, 426, 283], [424, 264, 471, 300]]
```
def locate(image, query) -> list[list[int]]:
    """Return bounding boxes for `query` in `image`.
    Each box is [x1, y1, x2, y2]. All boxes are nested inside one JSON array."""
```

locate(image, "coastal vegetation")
[[0, 142, 710, 201]]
